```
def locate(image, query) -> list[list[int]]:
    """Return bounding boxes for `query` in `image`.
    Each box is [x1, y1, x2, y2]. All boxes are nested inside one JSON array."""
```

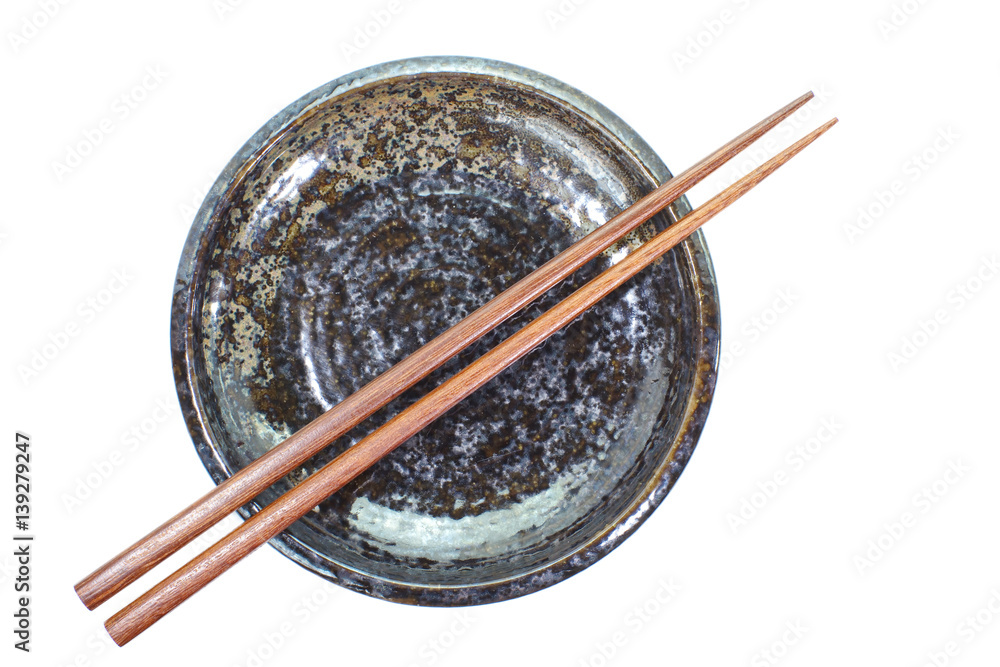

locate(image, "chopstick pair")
[[77, 92, 836, 645]]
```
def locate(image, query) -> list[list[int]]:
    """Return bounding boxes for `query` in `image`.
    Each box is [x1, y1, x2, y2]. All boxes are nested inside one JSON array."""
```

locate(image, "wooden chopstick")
[[74, 92, 817, 611], [103, 117, 838, 646]]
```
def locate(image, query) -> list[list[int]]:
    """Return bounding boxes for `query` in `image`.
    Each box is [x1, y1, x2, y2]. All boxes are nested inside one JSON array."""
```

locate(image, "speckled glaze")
[[172, 57, 720, 605]]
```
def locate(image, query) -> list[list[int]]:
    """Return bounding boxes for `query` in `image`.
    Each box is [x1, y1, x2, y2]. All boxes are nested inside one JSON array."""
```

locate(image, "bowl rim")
[[171, 55, 721, 606]]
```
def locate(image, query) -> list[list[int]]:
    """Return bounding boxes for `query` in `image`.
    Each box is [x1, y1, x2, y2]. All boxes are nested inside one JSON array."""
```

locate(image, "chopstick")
[[75, 92, 817, 611], [103, 117, 838, 646]]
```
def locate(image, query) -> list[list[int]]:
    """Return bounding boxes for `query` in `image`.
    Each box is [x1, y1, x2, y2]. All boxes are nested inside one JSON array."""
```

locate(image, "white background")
[[3, 1, 999, 665]]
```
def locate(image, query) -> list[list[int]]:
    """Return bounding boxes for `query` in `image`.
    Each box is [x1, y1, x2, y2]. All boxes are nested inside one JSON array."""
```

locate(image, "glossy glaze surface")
[[172, 57, 719, 605]]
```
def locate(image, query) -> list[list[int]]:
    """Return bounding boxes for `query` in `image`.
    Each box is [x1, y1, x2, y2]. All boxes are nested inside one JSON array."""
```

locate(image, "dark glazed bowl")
[[172, 56, 719, 605]]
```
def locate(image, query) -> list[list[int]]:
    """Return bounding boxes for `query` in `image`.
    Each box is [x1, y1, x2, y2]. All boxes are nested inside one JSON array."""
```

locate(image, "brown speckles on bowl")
[[172, 57, 719, 605]]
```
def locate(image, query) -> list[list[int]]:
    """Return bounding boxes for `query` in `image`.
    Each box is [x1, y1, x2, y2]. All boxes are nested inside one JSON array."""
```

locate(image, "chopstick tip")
[[817, 117, 839, 133], [783, 91, 814, 116]]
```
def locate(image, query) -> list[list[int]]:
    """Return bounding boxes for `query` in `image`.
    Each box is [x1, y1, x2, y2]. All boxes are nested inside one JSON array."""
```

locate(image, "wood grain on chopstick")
[[104, 117, 837, 646], [75, 92, 816, 611]]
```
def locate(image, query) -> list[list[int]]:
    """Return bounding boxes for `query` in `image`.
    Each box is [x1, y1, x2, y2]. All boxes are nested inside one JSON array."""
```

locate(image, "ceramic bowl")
[[172, 56, 719, 605]]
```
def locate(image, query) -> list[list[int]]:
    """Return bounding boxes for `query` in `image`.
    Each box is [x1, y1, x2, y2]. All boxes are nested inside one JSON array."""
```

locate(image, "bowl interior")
[[179, 65, 713, 603]]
